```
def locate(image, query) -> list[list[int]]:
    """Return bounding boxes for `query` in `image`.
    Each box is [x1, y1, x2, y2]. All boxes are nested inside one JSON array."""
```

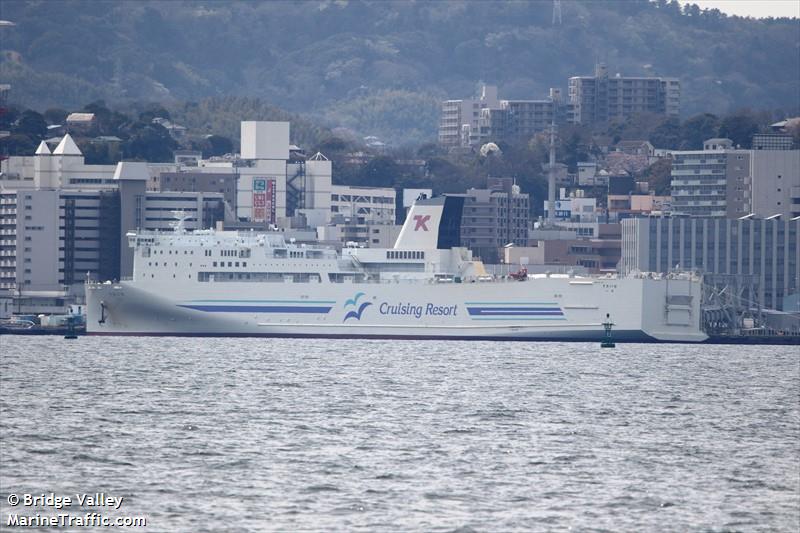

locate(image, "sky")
[[682, 0, 799, 19]]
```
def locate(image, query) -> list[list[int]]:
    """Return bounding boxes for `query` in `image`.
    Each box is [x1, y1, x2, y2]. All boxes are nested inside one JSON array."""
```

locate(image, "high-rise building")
[[568, 64, 680, 126]]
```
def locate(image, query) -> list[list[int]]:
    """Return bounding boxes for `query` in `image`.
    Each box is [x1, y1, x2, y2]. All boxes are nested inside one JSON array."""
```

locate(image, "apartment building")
[[439, 85, 563, 147], [438, 85, 500, 147], [568, 64, 680, 126], [483, 90, 563, 145], [669, 138, 750, 218], [458, 184, 529, 263], [670, 137, 800, 219]]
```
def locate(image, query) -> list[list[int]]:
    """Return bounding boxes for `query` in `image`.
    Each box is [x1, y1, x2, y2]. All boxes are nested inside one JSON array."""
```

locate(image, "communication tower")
[[552, 0, 562, 25]]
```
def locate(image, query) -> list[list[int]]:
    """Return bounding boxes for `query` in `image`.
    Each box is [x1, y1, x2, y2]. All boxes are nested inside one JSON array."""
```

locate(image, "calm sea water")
[[0, 336, 798, 532]]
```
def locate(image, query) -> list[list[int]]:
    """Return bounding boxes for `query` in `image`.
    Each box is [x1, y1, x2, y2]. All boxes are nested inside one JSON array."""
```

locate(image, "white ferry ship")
[[85, 197, 707, 342]]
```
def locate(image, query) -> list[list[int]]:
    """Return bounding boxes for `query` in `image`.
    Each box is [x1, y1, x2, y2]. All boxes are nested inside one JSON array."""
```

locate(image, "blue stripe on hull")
[[471, 317, 568, 321], [464, 302, 558, 305], [179, 305, 332, 314], [186, 299, 336, 304], [467, 306, 564, 317]]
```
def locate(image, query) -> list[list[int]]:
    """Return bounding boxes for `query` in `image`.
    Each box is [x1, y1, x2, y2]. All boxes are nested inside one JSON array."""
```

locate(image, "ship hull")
[[85, 276, 707, 343]]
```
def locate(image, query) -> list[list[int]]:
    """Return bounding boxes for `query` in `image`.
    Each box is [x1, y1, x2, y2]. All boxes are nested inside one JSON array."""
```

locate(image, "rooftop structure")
[[65, 112, 95, 124]]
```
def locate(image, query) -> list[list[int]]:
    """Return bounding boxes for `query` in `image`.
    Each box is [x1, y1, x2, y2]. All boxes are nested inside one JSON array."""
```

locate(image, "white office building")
[[621, 217, 800, 311]]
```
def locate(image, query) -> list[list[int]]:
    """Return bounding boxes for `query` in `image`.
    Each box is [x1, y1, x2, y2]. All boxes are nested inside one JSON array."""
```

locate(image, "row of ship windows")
[[146, 248, 253, 258], [149, 249, 195, 256], [198, 272, 321, 283], [146, 261, 255, 268], [149, 262, 194, 267], [141, 271, 384, 284]]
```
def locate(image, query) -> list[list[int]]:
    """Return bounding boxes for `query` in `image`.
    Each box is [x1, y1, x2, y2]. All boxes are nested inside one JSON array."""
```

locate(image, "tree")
[[83, 101, 129, 136], [416, 142, 440, 159], [138, 105, 171, 124], [358, 156, 400, 187], [649, 117, 681, 149], [718, 111, 760, 148], [0, 107, 20, 131], [562, 131, 588, 172], [201, 135, 233, 158], [427, 157, 471, 194], [122, 123, 177, 162], [82, 142, 115, 165], [682, 2, 700, 17], [315, 136, 352, 154], [15, 110, 48, 140], [643, 158, 672, 195], [43, 108, 69, 125], [680, 113, 719, 149], [0, 134, 39, 156]]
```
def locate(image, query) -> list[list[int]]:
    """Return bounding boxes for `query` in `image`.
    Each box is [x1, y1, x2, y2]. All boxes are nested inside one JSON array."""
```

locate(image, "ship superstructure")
[[86, 197, 707, 342]]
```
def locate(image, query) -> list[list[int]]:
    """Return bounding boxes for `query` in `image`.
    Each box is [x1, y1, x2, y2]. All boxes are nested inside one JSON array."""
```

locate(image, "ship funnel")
[[394, 195, 464, 250]]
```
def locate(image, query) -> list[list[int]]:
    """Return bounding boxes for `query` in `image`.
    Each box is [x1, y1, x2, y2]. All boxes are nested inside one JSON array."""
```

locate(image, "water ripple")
[[0, 337, 798, 532]]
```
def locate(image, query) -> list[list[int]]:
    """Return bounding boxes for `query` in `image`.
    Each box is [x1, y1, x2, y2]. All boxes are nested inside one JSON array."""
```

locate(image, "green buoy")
[[64, 315, 78, 340], [601, 313, 615, 348]]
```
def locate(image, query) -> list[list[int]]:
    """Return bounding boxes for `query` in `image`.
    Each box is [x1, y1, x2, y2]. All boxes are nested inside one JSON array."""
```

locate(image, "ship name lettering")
[[378, 302, 457, 319]]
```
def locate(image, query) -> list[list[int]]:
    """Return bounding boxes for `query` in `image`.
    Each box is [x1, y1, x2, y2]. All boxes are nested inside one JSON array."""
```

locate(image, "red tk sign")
[[413, 215, 431, 231]]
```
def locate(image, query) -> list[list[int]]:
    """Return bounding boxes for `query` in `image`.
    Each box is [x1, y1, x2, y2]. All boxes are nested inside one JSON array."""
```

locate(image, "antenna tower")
[[546, 119, 557, 227], [552, 0, 562, 25]]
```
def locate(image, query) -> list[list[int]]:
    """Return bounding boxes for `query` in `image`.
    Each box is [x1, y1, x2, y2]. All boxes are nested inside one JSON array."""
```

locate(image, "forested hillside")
[[1, 0, 797, 144]]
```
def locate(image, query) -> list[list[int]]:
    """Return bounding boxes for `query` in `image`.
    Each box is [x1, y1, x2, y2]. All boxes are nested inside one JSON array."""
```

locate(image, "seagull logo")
[[343, 292, 371, 322], [344, 292, 365, 308]]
